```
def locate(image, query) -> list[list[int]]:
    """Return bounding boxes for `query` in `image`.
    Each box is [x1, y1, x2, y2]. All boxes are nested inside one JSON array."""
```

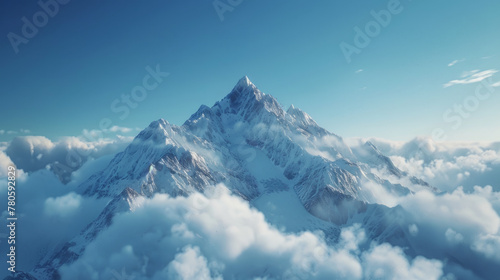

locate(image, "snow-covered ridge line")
[[31, 76, 433, 280]]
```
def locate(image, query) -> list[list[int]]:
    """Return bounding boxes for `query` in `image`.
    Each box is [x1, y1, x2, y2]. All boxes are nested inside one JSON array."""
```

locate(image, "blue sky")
[[1, 0, 499, 142]]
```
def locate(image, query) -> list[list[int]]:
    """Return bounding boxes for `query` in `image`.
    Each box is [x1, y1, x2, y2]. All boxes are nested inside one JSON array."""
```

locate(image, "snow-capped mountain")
[[31, 76, 433, 279]]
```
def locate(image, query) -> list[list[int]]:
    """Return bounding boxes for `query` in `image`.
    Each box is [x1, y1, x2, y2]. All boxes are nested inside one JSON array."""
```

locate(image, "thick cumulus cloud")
[[349, 137, 500, 192], [165, 246, 219, 280], [3, 133, 500, 279], [0, 142, 22, 178], [0, 148, 16, 177], [344, 181, 500, 279], [59, 185, 443, 280], [395, 186, 500, 279], [44, 192, 83, 218], [4, 135, 131, 183], [362, 244, 442, 280], [0, 133, 132, 278], [330, 136, 500, 280]]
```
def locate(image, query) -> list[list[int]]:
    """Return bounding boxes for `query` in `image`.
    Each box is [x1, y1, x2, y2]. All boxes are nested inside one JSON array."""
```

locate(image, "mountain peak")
[[230, 75, 257, 95], [235, 75, 253, 88], [222, 76, 261, 107], [135, 118, 175, 142]]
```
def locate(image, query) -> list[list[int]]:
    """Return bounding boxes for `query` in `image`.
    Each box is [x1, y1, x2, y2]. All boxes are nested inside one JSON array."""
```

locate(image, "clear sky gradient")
[[1, 0, 499, 142]]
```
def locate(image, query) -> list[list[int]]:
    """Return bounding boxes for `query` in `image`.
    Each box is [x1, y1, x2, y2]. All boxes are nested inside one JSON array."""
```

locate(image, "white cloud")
[[165, 246, 220, 280], [443, 69, 498, 88], [388, 151, 498, 189], [3, 135, 131, 183], [393, 186, 500, 279], [1, 128, 31, 135], [44, 192, 83, 218], [472, 185, 500, 214], [471, 234, 500, 262], [359, 180, 400, 207], [321, 137, 500, 277], [355, 69, 363, 74], [445, 228, 464, 244], [353, 137, 500, 192], [362, 244, 443, 280], [0, 168, 109, 270], [2, 136, 499, 279], [108, 125, 132, 133], [59, 185, 443, 280], [2, 132, 499, 279], [82, 126, 135, 140], [401, 188, 500, 235], [0, 151, 15, 177], [448, 59, 464, 67]]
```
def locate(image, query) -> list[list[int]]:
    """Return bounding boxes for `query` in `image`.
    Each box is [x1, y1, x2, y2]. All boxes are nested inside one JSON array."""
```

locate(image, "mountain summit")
[[79, 75, 430, 214], [32, 77, 433, 280], [234, 75, 253, 88]]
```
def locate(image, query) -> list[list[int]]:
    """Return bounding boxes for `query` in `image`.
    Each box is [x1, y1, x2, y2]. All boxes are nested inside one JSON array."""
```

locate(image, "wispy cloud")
[[447, 59, 465, 67], [109, 126, 132, 133], [1, 129, 31, 135], [355, 69, 363, 74], [461, 69, 480, 77], [82, 126, 135, 140], [443, 69, 498, 88]]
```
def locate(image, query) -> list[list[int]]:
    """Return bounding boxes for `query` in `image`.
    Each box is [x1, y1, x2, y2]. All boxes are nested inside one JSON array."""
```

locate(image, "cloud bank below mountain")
[[348, 137, 500, 192], [59, 185, 445, 280], [1, 135, 500, 279]]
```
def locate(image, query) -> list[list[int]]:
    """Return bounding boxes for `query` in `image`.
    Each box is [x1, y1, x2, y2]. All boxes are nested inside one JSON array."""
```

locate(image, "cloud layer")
[[399, 186, 500, 280], [0, 169, 109, 275], [59, 185, 444, 280], [355, 137, 500, 191], [1, 136, 499, 279], [3, 135, 131, 182]]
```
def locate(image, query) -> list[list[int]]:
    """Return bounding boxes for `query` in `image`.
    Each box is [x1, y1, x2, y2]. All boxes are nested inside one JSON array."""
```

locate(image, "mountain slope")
[[31, 76, 434, 279]]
